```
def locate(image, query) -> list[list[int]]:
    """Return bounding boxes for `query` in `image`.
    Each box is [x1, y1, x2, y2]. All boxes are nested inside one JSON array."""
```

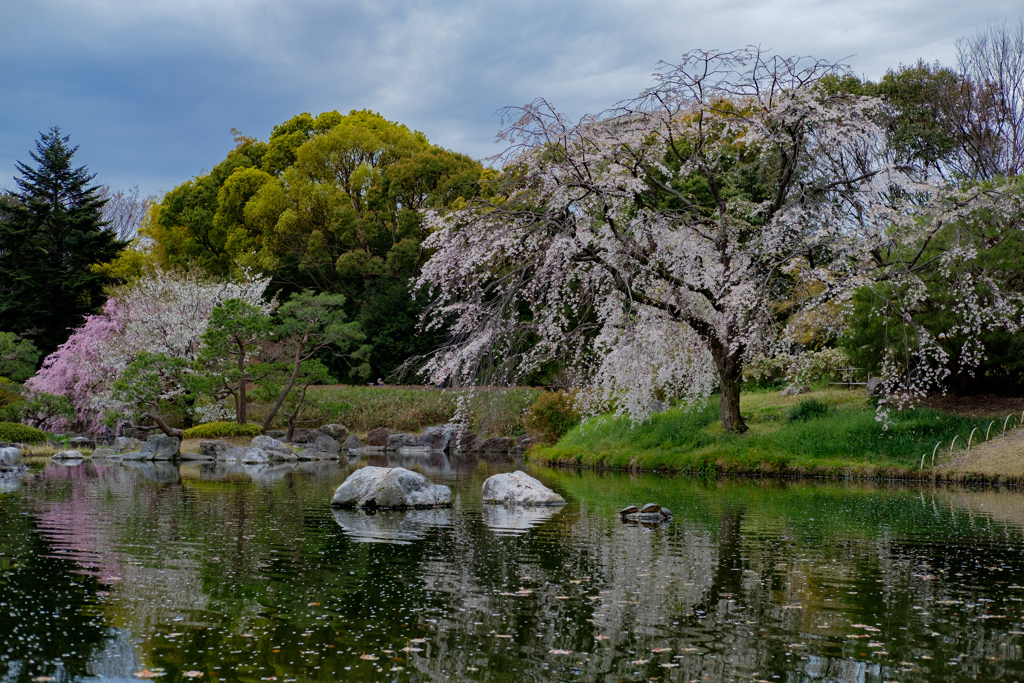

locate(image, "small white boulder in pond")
[[0, 447, 26, 473], [482, 471, 565, 506], [331, 466, 452, 509]]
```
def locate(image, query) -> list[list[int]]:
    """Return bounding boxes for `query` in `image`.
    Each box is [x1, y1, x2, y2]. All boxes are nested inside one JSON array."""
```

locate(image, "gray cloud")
[[0, 0, 1019, 196]]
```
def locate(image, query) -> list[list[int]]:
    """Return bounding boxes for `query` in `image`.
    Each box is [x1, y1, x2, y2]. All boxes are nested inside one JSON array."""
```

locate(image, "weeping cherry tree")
[[417, 48, 1017, 432]]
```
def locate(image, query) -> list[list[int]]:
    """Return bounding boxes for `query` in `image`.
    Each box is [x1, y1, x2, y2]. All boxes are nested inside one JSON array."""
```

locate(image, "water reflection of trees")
[[5, 463, 1024, 681]]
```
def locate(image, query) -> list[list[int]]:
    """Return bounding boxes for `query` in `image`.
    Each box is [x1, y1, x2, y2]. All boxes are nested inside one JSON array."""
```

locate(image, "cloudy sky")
[[1, 0, 1020, 198]]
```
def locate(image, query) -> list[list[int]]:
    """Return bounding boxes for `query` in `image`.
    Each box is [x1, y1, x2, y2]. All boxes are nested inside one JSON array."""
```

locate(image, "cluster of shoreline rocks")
[[67, 422, 531, 467]]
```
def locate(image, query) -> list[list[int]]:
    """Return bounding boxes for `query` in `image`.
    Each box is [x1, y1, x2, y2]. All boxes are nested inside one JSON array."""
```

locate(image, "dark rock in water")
[[0, 447, 26, 473], [330, 466, 452, 509], [416, 424, 465, 451], [250, 435, 298, 461], [474, 437, 514, 454], [221, 446, 266, 464], [385, 433, 418, 451], [311, 432, 340, 458], [52, 449, 85, 462], [120, 450, 149, 461], [112, 436, 142, 453], [201, 440, 231, 458], [508, 445, 526, 457], [288, 428, 312, 444], [319, 424, 349, 441], [444, 428, 479, 453], [142, 435, 180, 460], [621, 503, 674, 525], [365, 427, 392, 447], [342, 434, 363, 451]]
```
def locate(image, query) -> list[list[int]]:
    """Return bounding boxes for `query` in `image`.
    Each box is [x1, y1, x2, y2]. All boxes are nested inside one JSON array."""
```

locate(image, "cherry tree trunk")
[[713, 347, 747, 434]]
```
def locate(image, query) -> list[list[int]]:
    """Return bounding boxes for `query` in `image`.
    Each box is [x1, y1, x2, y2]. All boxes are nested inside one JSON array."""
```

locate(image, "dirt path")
[[941, 425, 1024, 477]]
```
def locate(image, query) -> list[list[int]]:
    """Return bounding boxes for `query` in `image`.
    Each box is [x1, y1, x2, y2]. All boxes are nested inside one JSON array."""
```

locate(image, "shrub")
[[524, 391, 581, 442], [745, 348, 851, 389], [0, 421, 49, 444], [182, 421, 262, 439], [787, 399, 831, 423]]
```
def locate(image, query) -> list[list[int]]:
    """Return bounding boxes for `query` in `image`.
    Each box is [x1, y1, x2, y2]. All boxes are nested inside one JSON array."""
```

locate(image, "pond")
[[2, 456, 1024, 682]]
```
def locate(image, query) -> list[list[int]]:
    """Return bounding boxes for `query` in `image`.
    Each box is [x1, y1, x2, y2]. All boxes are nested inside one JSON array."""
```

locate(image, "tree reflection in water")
[[1, 459, 1023, 681]]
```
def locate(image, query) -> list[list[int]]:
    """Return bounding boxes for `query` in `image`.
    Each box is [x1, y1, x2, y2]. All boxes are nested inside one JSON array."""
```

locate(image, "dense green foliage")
[[199, 299, 270, 424], [0, 421, 48, 444], [182, 421, 262, 439], [0, 128, 125, 354], [523, 390, 581, 442], [0, 333, 40, 382], [841, 184, 1024, 395], [141, 110, 486, 382]]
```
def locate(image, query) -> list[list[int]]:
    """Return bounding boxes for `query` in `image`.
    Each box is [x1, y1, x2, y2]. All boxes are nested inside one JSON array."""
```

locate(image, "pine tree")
[[0, 127, 125, 354]]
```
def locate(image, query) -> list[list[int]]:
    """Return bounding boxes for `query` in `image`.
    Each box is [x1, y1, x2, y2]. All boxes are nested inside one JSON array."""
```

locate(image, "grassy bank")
[[250, 385, 541, 437], [532, 388, 1001, 479]]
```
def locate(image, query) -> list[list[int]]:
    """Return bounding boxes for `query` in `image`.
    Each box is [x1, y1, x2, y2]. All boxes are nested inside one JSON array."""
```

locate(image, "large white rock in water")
[[331, 466, 452, 509], [482, 471, 565, 506], [0, 447, 25, 472]]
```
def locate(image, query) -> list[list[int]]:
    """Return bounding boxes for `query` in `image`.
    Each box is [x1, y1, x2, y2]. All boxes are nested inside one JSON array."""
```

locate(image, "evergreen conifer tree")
[[0, 127, 125, 354]]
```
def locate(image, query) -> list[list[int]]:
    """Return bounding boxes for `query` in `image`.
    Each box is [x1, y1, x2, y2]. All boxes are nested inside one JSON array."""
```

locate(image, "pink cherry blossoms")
[[27, 268, 270, 432]]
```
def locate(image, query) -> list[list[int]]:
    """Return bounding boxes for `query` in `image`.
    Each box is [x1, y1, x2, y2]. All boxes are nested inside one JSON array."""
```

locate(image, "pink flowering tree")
[[25, 300, 124, 432], [28, 268, 271, 433], [416, 48, 1018, 432]]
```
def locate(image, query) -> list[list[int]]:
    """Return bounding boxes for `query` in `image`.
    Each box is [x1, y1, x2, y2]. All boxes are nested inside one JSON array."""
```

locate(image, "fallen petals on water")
[[133, 670, 164, 679]]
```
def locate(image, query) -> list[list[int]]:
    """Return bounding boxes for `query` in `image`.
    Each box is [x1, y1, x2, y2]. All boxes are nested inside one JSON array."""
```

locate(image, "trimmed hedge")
[[182, 421, 262, 439], [0, 421, 48, 444]]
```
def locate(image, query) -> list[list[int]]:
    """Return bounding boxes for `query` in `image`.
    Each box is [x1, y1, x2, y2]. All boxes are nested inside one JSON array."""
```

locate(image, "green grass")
[[532, 388, 993, 476]]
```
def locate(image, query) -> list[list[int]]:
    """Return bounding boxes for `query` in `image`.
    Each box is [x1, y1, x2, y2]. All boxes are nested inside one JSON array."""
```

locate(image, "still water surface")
[[2, 456, 1024, 682]]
